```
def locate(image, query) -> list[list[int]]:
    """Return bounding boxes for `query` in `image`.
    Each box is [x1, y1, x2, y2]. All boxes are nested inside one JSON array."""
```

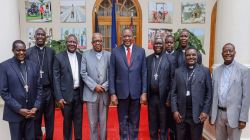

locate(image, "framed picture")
[[25, 0, 52, 22], [148, 28, 172, 49], [60, 0, 86, 23], [181, 0, 206, 24], [27, 27, 53, 48], [61, 28, 87, 49], [189, 28, 205, 46], [148, 0, 173, 23]]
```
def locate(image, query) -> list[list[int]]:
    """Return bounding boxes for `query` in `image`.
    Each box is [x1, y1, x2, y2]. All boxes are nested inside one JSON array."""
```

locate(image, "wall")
[[18, 0, 217, 67]]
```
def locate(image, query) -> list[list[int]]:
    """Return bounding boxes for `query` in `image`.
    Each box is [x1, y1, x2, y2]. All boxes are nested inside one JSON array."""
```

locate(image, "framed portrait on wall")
[[148, 0, 173, 23], [181, 0, 206, 24], [148, 28, 172, 49], [60, 0, 86, 23], [61, 28, 87, 49], [188, 28, 205, 46], [25, 0, 52, 22]]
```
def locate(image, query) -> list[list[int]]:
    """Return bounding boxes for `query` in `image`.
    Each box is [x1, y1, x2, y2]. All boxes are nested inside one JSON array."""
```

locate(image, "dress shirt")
[[166, 50, 175, 55], [124, 44, 133, 55], [67, 51, 79, 88], [219, 61, 234, 107], [95, 51, 103, 60]]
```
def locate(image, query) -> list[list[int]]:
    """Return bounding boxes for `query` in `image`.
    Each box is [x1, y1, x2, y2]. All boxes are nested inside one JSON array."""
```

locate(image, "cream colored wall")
[[18, 0, 217, 67]]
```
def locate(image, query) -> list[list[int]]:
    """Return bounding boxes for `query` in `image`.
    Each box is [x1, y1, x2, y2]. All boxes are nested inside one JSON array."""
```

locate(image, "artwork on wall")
[[27, 27, 53, 48], [61, 28, 87, 49], [148, 0, 173, 23], [148, 28, 172, 49], [181, 0, 206, 24], [60, 0, 86, 23], [25, 0, 52, 22], [189, 28, 205, 46]]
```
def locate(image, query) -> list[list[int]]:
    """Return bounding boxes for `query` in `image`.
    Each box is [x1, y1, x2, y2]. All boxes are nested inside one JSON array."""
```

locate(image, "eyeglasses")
[[92, 40, 103, 44]]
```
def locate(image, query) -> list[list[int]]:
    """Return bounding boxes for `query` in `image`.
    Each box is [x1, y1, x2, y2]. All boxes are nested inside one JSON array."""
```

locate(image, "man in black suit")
[[175, 29, 202, 68], [164, 35, 177, 140], [171, 47, 212, 140], [147, 37, 174, 140], [26, 28, 55, 140], [53, 34, 83, 140], [0, 40, 42, 140]]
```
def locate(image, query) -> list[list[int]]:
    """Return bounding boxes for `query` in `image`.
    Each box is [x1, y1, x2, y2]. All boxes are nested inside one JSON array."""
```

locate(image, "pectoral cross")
[[154, 73, 158, 80], [24, 84, 29, 93], [40, 70, 44, 78]]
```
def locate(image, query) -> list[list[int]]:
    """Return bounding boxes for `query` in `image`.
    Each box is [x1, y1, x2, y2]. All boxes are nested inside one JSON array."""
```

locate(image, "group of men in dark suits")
[[1, 27, 250, 140]]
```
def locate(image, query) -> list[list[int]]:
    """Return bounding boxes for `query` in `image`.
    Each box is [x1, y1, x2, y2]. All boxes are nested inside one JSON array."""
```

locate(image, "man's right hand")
[[57, 99, 66, 109], [111, 95, 118, 105], [173, 111, 182, 124], [19, 108, 31, 117], [94, 85, 105, 93]]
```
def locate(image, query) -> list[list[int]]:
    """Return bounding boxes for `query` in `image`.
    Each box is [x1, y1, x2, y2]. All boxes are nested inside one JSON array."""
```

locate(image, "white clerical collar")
[[36, 45, 45, 50]]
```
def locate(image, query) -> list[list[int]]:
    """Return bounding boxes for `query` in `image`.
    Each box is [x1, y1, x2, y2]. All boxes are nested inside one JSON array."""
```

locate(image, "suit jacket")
[[147, 53, 174, 104], [171, 64, 212, 123], [81, 49, 110, 105], [53, 51, 83, 102], [210, 61, 250, 128], [109, 44, 147, 99], [175, 48, 202, 68], [0, 58, 42, 122], [26, 46, 55, 86]]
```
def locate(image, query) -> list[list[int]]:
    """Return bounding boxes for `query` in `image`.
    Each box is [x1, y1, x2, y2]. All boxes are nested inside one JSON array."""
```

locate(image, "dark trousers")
[[176, 109, 203, 140], [35, 87, 55, 140], [9, 119, 35, 140], [118, 96, 140, 140], [62, 89, 83, 140], [148, 94, 167, 140], [166, 107, 176, 140]]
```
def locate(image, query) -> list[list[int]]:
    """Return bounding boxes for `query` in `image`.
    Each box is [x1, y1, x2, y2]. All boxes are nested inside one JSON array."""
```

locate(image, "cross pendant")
[[40, 70, 44, 78], [154, 73, 158, 80], [24, 85, 29, 93]]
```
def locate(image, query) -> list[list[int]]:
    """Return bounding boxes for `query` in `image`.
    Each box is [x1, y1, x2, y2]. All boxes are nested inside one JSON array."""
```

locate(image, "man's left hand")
[[239, 121, 246, 129], [140, 93, 147, 105], [199, 112, 208, 123]]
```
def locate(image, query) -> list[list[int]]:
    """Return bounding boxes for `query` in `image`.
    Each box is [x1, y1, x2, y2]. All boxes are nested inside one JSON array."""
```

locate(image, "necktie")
[[127, 47, 131, 66]]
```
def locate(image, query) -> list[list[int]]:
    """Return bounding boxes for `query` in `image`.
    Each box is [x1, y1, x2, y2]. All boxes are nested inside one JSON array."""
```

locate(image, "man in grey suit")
[[53, 34, 83, 140], [171, 47, 212, 140], [81, 33, 110, 140], [210, 43, 250, 140]]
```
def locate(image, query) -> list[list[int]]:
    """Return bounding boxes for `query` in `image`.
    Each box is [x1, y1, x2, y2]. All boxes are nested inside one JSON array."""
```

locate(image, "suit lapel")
[[10, 58, 25, 86], [227, 62, 237, 90], [191, 65, 201, 83], [148, 55, 153, 83], [26, 61, 33, 86], [130, 45, 137, 66], [181, 67, 188, 87], [63, 51, 73, 75], [119, 45, 129, 67]]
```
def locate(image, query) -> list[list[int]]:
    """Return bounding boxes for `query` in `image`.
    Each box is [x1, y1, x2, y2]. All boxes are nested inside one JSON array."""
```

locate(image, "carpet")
[[43, 104, 150, 140]]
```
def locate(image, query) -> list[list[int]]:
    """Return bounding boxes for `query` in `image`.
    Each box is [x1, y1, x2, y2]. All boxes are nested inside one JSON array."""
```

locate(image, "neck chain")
[[19, 64, 29, 93], [153, 55, 163, 80], [36, 48, 46, 78]]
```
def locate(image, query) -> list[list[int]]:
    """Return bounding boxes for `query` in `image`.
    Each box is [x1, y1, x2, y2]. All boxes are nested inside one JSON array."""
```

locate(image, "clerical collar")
[[14, 57, 25, 64], [166, 50, 174, 54], [36, 45, 45, 50], [187, 64, 197, 70], [154, 52, 163, 58]]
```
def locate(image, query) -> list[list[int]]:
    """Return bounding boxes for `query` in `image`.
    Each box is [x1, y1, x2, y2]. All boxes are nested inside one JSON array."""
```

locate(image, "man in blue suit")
[[0, 40, 42, 140], [109, 28, 147, 140]]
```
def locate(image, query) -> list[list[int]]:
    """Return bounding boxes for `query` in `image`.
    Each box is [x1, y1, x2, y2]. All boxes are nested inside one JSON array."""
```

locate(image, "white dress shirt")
[[67, 51, 79, 88], [124, 44, 133, 55]]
